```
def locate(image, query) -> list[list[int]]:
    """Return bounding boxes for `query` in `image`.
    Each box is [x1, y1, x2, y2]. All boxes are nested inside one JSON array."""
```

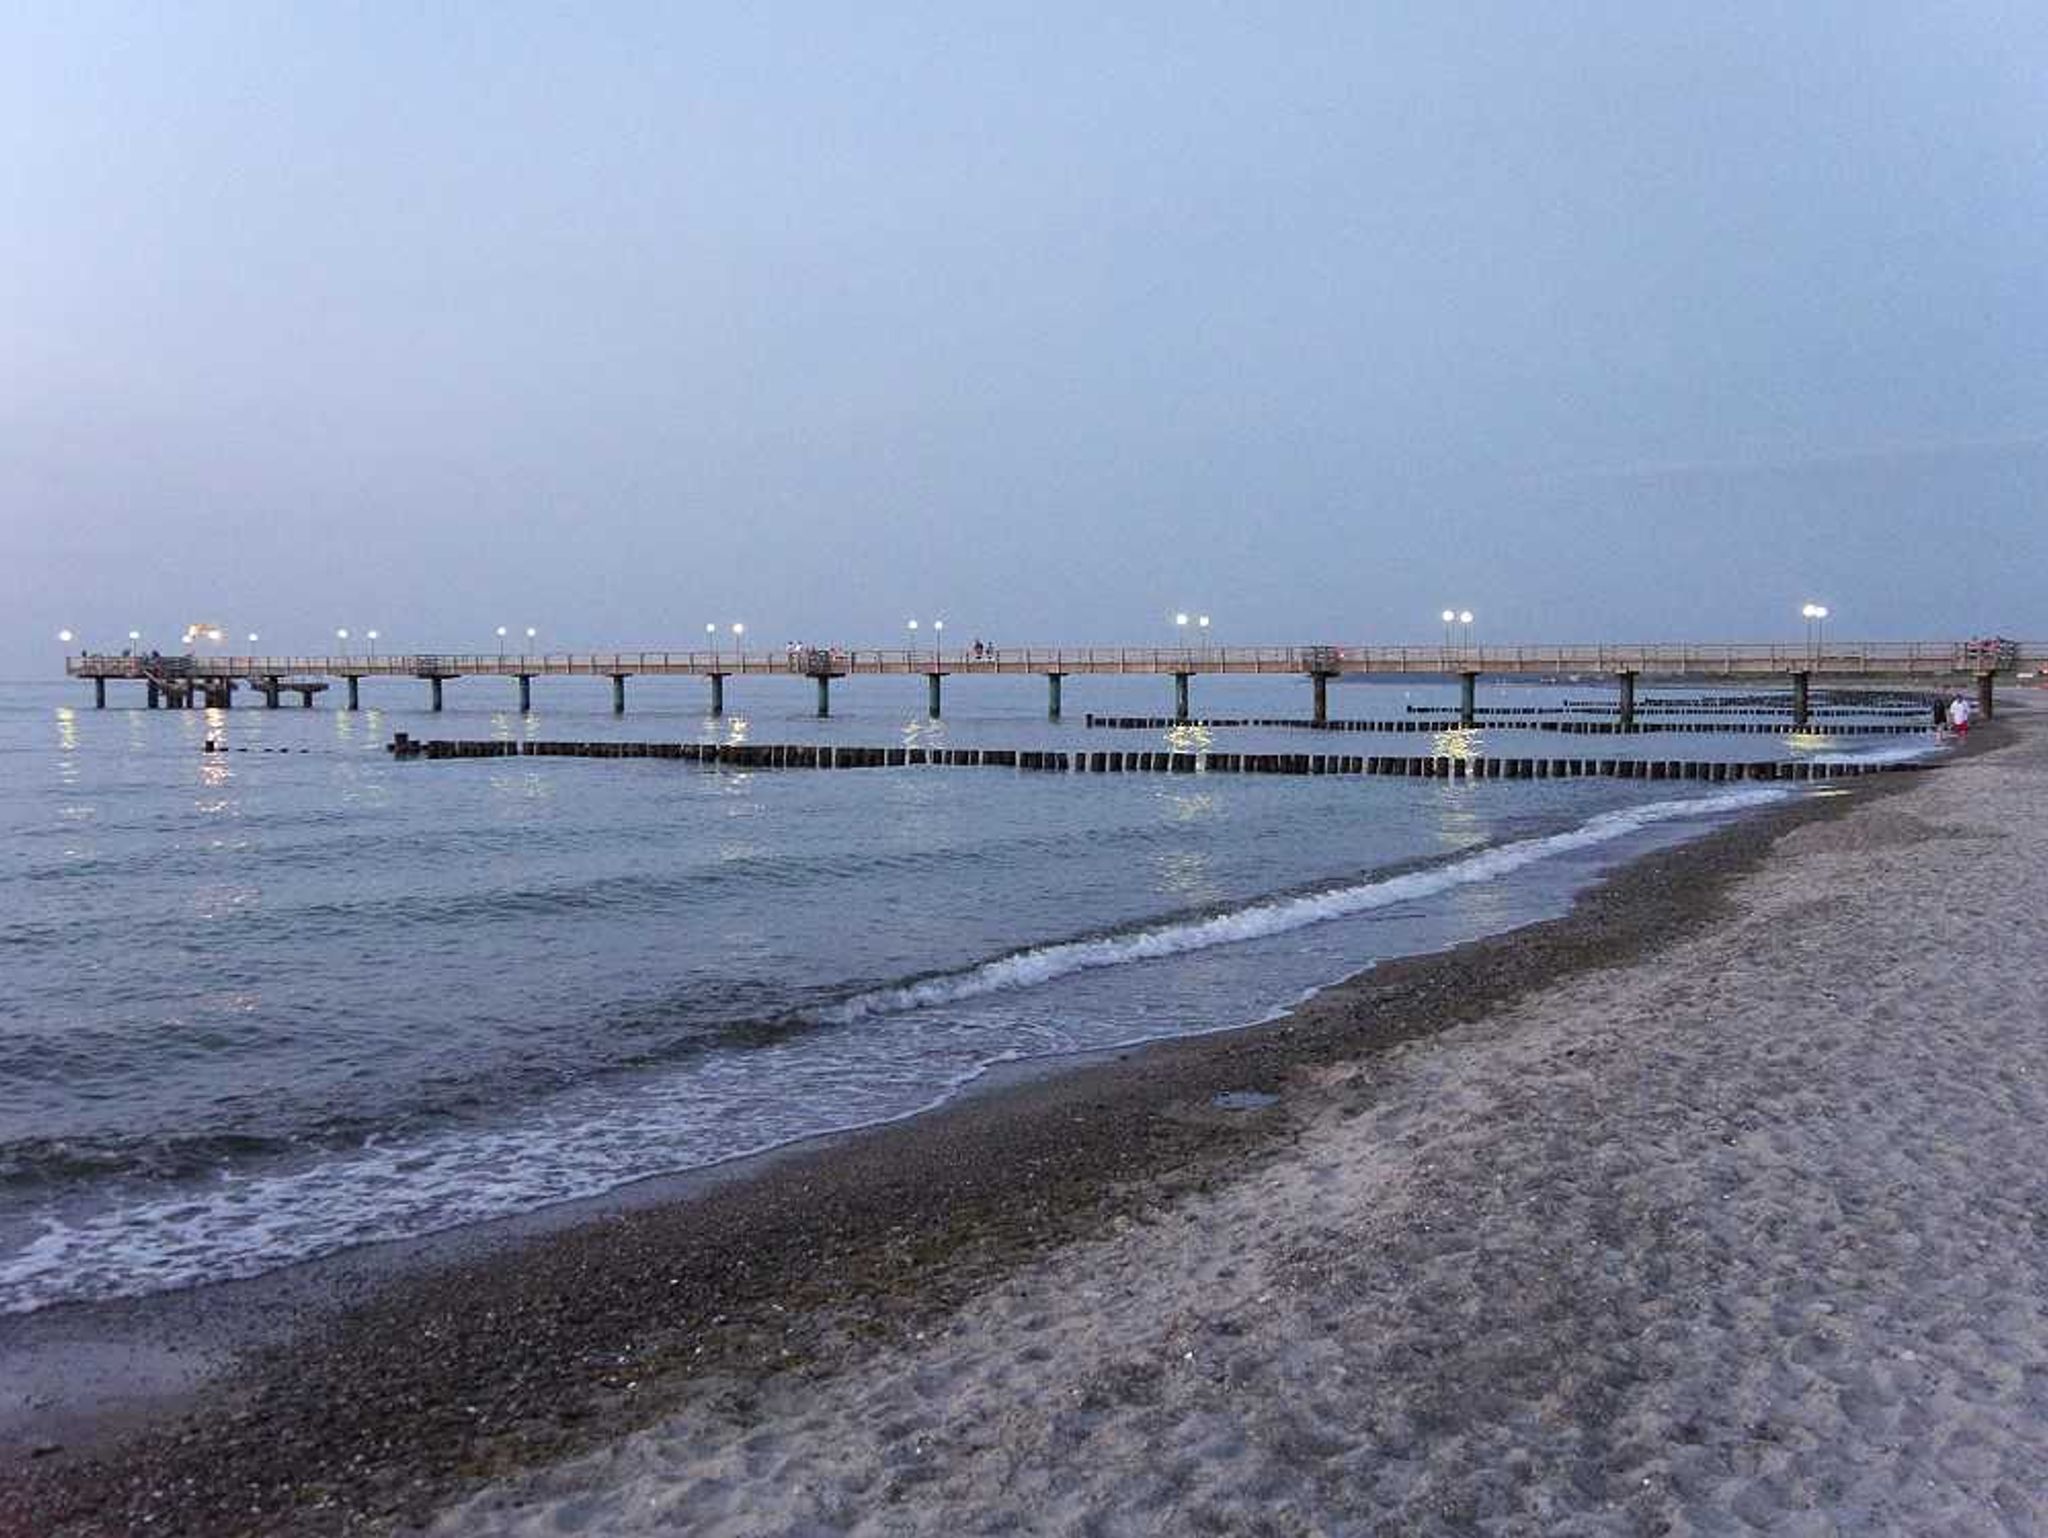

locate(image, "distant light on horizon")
[[58, 629, 73, 643]]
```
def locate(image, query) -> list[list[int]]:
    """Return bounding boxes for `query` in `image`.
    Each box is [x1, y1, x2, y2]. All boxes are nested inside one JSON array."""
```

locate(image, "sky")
[[4, 3, 2045, 674]]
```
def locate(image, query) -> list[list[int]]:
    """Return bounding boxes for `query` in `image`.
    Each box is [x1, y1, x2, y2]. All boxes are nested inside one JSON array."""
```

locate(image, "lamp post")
[[1441, 609, 1456, 650], [129, 629, 142, 654], [1801, 602, 1829, 657], [907, 618, 919, 663], [932, 618, 944, 662], [1175, 612, 1190, 655], [730, 622, 744, 666], [1459, 610, 1474, 648], [336, 627, 350, 657]]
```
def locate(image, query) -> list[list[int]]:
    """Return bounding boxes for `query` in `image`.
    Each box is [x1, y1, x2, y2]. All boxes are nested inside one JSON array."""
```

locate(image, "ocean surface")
[[0, 673, 1942, 1315]]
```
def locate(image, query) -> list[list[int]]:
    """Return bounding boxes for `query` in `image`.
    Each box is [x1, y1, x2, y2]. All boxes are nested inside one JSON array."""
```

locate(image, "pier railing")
[[63, 640, 2038, 680]]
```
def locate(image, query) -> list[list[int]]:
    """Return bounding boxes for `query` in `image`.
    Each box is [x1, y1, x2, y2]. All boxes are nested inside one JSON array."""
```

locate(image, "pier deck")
[[66, 640, 2034, 725]]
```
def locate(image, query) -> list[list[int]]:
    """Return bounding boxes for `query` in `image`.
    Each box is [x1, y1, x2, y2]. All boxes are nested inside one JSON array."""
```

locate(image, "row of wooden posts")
[[388, 735, 1921, 782], [1081, 714, 1930, 736]]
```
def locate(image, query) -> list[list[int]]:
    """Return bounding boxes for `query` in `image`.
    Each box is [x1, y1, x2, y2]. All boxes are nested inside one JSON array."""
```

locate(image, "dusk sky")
[[5, 3, 2044, 675]]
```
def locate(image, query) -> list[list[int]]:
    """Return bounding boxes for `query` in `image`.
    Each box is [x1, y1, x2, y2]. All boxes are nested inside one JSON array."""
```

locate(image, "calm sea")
[[0, 673, 1937, 1314]]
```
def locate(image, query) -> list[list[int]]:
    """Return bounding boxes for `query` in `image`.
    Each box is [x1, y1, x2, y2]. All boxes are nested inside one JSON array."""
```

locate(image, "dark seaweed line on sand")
[[1, 729, 1997, 1538]]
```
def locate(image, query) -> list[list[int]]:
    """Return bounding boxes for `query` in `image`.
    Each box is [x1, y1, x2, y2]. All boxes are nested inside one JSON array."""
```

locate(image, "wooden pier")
[[67, 638, 2032, 726]]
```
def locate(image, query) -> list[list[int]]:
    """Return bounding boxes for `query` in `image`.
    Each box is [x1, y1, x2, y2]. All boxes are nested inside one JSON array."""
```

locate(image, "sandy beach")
[[7, 709, 2042, 1536], [429, 708, 2045, 1537]]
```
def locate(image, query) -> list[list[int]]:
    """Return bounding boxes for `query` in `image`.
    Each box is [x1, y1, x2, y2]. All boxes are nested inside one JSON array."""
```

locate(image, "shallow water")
[[0, 674, 1938, 1312]]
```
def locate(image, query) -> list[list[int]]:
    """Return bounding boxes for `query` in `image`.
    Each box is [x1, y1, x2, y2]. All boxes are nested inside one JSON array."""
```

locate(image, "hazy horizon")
[[7, 4, 2046, 676]]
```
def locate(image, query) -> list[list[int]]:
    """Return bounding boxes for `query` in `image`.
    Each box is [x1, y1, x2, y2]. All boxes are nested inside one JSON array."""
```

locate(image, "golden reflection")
[[724, 715, 751, 746], [1431, 727, 1481, 759], [1159, 790, 1218, 823], [1165, 723, 1213, 752], [199, 758, 232, 790], [1786, 732, 1830, 752], [54, 707, 78, 752]]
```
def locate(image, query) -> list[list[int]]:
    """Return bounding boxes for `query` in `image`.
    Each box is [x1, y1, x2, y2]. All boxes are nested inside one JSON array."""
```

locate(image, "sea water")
[[0, 674, 1938, 1313]]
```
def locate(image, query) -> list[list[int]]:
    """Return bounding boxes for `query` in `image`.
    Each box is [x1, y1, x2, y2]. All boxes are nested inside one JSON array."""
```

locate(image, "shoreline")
[[0, 727, 1995, 1536]]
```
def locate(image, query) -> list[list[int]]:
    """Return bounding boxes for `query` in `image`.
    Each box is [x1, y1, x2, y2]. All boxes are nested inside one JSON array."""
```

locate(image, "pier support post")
[[1174, 672, 1191, 722], [94, 676, 106, 709], [1977, 671, 1995, 720], [300, 690, 314, 708], [263, 676, 281, 708], [709, 673, 725, 716], [815, 675, 831, 717], [1617, 670, 1638, 731], [429, 676, 444, 712], [611, 674, 627, 714], [1311, 672, 1331, 725], [1047, 673, 1064, 721], [926, 673, 943, 719], [517, 674, 532, 713], [146, 682, 160, 709], [211, 684, 232, 710], [345, 675, 360, 711], [1791, 671, 1810, 728], [1459, 671, 1478, 729]]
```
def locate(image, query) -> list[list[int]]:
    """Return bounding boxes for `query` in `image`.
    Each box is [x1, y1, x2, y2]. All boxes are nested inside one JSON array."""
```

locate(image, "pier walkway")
[[67, 639, 2033, 727]]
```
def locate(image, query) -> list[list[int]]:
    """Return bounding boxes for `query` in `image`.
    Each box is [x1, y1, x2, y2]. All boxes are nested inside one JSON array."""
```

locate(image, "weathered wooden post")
[[429, 676, 444, 712], [345, 675, 360, 710], [1617, 670, 1638, 731], [1047, 673, 1064, 721], [708, 673, 724, 716], [926, 673, 943, 719], [1459, 670, 1478, 729], [1790, 671, 1810, 728], [518, 674, 533, 712], [610, 674, 627, 713], [1977, 671, 1995, 720], [1174, 672, 1191, 722], [93, 676, 106, 708]]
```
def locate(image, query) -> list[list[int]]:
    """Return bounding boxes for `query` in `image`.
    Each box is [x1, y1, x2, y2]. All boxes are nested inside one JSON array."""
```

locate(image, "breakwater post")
[[1618, 670, 1638, 730], [1791, 671, 1810, 728], [1460, 670, 1478, 729]]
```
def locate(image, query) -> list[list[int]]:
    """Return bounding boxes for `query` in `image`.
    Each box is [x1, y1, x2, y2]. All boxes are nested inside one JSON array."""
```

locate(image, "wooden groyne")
[[388, 735, 1927, 782], [1082, 714, 1931, 737]]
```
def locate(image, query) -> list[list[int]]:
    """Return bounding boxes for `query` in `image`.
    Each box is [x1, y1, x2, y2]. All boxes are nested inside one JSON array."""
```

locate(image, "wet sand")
[[7, 715, 2038, 1536]]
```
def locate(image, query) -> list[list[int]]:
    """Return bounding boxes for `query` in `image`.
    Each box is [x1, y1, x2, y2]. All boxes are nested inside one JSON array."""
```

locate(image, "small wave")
[[812, 785, 1789, 1024]]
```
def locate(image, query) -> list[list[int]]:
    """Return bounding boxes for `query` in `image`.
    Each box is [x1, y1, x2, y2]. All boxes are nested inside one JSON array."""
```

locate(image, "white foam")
[[816, 785, 1790, 1024]]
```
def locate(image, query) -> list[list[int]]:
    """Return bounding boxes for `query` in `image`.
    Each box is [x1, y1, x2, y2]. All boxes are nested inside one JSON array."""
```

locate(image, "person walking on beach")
[[1948, 696, 1972, 736]]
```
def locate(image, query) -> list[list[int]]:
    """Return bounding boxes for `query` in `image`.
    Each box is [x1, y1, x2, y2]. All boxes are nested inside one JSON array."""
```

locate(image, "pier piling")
[[1791, 671, 1810, 728], [518, 674, 533, 712], [1174, 672, 1191, 722], [429, 676, 444, 712], [1977, 671, 1995, 720], [815, 675, 831, 718], [1459, 670, 1478, 729], [1618, 670, 1638, 731], [927, 673, 943, 719], [1048, 673, 1064, 721], [345, 676, 360, 711], [709, 673, 724, 717], [610, 674, 627, 714]]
